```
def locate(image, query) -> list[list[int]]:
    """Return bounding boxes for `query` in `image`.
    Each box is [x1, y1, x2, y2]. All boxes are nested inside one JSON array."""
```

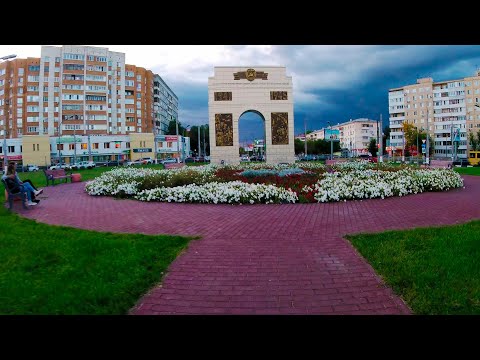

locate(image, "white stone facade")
[[208, 66, 295, 164]]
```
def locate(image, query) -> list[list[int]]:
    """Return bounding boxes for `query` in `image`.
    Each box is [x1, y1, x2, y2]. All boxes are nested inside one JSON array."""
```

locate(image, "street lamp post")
[[87, 118, 92, 162], [203, 125, 207, 159], [425, 96, 432, 165], [73, 126, 77, 164], [1, 54, 17, 171], [57, 118, 62, 165], [416, 129, 419, 163], [379, 114, 383, 163], [327, 121, 333, 160], [198, 125, 201, 158], [175, 117, 180, 163], [183, 125, 191, 161], [304, 118, 307, 158]]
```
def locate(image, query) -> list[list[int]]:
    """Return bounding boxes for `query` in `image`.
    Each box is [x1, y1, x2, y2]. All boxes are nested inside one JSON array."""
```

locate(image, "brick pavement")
[[15, 175, 480, 315]]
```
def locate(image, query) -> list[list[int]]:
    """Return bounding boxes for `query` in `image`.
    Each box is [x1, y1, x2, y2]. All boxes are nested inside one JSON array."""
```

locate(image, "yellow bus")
[[468, 150, 480, 166]]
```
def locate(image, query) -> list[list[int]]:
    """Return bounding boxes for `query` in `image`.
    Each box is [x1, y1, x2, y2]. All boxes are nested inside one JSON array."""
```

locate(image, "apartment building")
[[388, 71, 480, 159], [305, 118, 379, 155], [154, 74, 178, 135], [0, 45, 178, 142]]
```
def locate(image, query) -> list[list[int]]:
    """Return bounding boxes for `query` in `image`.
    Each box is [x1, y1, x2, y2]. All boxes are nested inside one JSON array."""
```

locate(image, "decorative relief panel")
[[271, 112, 289, 145], [270, 91, 288, 100], [214, 92, 232, 101], [215, 113, 233, 146], [233, 68, 268, 81]]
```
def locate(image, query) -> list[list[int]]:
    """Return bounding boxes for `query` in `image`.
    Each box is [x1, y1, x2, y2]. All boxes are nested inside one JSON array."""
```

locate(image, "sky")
[[2, 45, 480, 145]]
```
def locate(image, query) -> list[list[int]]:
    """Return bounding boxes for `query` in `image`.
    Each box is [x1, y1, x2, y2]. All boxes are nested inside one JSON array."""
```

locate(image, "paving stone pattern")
[[16, 176, 480, 315]]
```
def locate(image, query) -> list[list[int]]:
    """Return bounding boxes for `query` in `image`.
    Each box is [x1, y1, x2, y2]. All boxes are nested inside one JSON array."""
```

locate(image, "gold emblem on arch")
[[246, 68, 256, 81]]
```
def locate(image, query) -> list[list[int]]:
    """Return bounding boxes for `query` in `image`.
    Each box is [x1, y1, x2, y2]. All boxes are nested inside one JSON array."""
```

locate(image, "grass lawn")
[[454, 167, 480, 176], [347, 220, 480, 315], [0, 163, 195, 315]]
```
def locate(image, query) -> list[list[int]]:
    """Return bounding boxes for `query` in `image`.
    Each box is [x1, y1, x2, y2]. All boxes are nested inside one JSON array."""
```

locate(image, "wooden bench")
[[44, 169, 73, 186], [2, 178, 28, 210]]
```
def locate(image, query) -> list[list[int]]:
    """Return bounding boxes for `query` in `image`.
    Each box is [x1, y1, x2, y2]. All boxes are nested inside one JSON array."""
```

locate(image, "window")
[[18, 68, 24, 75], [81, 143, 88, 150], [115, 143, 120, 148], [28, 65, 40, 72], [69, 144, 75, 150], [93, 143, 99, 149]]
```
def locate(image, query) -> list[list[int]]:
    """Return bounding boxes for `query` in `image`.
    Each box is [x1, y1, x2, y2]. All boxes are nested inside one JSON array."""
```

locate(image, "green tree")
[[469, 132, 478, 151], [402, 122, 418, 148], [166, 119, 186, 136], [294, 138, 305, 154], [368, 138, 378, 157], [383, 126, 390, 155]]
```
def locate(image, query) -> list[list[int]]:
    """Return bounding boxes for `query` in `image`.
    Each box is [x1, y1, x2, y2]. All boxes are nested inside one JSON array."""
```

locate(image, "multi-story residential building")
[[153, 74, 179, 135], [305, 118, 379, 155], [388, 71, 480, 160], [0, 45, 180, 166], [0, 45, 177, 141]]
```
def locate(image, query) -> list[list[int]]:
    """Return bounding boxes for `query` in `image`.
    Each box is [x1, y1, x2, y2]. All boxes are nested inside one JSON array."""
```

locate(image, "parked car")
[[240, 155, 250, 162], [26, 164, 39, 172], [160, 158, 178, 164], [49, 164, 68, 170], [139, 157, 154, 164], [185, 157, 195, 163], [126, 159, 143, 166], [71, 161, 95, 169]]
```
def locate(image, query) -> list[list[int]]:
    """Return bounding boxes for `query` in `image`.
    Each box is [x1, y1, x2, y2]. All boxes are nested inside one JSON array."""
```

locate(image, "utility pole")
[[73, 126, 77, 164], [57, 118, 62, 165], [416, 128, 419, 163], [328, 122, 333, 160], [175, 117, 180, 163], [3, 128, 7, 172], [87, 119, 92, 162], [425, 95, 431, 165], [198, 125, 201, 158], [379, 113, 383, 163], [304, 118, 307, 157], [203, 125, 206, 158], [1, 54, 16, 171]]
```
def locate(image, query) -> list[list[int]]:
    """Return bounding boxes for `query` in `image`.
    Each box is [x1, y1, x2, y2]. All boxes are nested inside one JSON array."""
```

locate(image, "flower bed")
[[85, 163, 464, 204]]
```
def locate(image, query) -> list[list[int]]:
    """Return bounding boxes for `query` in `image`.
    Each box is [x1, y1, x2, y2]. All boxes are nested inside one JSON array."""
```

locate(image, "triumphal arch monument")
[[208, 66, 295, 164]]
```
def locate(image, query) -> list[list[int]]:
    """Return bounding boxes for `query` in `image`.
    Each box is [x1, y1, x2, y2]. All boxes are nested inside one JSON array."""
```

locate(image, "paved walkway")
[[15, 175, 480, 315]]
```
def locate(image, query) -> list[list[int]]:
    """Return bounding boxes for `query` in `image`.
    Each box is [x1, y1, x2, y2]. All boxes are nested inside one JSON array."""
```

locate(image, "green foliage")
[[368, 138, 378, 157], [347, 220, 480, 314], [469, 132, 478, 151], [0, 177, 193, 314]]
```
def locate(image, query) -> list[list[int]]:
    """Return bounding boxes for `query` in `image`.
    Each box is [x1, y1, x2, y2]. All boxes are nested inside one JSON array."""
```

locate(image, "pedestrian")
[[2, 164, 41, 205]]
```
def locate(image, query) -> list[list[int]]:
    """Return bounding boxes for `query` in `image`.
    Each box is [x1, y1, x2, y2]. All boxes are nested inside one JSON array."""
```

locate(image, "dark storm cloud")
[[164, 45, 480, 138]]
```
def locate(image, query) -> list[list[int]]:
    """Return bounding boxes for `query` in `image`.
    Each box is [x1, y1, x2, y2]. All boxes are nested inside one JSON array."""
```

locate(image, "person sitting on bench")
[[2, 164, 39, 206], [10, 162, 43, 202]]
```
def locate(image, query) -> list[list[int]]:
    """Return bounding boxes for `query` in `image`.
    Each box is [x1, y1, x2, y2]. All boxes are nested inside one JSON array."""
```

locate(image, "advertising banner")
[[324, 128, 340, 141]]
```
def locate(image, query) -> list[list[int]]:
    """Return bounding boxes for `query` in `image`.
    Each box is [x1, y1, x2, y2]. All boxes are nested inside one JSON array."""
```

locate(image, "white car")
[[71, 161, 95, 169], [27, 164, 39, 172], [160, 158, 177, 164]]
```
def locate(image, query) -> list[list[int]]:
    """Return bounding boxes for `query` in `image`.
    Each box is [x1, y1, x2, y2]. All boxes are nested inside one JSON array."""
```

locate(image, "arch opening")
[[238, 110, 266, 162]]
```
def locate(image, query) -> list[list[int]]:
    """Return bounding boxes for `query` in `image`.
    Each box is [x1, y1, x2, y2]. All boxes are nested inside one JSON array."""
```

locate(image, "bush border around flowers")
[[85, 163, 464, 205]]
